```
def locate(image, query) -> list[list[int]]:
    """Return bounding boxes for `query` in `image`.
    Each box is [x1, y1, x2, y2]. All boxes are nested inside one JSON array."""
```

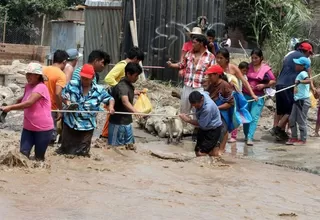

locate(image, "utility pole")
[[2, 9, 7, 43]]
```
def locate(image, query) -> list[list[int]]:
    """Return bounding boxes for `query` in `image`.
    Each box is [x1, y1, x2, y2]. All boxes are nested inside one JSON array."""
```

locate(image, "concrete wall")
[[0, 43, 50, 65]]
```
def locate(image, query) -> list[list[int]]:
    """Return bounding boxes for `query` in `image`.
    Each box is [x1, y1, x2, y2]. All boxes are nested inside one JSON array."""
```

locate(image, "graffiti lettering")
[[151, 20, 225, 52]]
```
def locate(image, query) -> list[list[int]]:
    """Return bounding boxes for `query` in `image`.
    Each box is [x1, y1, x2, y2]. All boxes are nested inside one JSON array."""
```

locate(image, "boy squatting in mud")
[[179, 91, 224, 157]]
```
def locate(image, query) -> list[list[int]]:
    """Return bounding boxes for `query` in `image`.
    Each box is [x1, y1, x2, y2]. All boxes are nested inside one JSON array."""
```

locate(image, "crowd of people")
[[169, 26, 318, 157], [0, 24, 318, 160], [0, 48, 144, 160]]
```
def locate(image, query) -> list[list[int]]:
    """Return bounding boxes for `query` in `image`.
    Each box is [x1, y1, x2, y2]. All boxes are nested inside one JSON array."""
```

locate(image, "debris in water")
[[278, 213, 298, 217], [0, 151, 28, 168]]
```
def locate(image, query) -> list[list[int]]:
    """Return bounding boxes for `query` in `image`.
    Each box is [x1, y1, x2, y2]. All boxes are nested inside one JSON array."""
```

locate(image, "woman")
[[243, 49, 276, 146], [216, 48, 258, 143], [60, 64, 115, 156], [204, 65, 234, 154], [0, 63, 53, 161]]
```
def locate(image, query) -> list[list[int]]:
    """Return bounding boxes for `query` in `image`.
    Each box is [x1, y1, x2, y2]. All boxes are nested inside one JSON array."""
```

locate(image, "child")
[[286, 57, 312, 145], [228, 61, 249, 143]]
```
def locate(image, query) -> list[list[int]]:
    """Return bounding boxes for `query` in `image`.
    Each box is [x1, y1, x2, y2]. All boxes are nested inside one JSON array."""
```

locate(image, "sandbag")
[[134, 93, 153, 114]]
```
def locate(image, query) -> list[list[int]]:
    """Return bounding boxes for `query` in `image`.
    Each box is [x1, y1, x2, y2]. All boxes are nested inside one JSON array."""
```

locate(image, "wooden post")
[[2, 10, 7, 43], [131, 0, 146, 81], [40, 14, 46, 46]]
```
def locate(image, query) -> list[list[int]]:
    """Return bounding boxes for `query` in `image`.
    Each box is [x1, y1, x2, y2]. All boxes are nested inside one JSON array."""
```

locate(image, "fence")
[[122, 0, 226, 84]]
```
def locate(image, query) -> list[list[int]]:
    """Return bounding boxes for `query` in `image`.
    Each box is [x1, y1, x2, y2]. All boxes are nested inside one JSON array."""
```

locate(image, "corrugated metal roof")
[[84, 7, 123, 82], [85, 0, 122, 7]]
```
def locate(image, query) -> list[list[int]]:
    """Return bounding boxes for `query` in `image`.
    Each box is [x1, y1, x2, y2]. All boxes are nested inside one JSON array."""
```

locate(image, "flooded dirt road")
[[0, 127, 319, 220]]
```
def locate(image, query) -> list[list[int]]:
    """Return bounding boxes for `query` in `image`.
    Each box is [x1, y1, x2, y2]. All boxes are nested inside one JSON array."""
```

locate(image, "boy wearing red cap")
[[59, 64, 115, 156]]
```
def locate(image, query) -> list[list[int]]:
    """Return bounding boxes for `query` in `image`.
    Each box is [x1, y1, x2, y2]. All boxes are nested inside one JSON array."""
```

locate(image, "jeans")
[[20, 129, 53, 161], [289, 98, 310, 141], [243, 94, 265, 141]]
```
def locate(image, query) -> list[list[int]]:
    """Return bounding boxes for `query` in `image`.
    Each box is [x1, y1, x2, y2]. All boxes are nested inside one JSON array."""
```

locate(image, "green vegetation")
[[227, 0, 312, 75], [0, 0, 85, 44]]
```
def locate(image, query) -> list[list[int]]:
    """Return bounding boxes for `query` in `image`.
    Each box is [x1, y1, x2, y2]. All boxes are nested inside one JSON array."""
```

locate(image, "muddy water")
[[0, 136, 319, 219], [0, 117, 320, 219]]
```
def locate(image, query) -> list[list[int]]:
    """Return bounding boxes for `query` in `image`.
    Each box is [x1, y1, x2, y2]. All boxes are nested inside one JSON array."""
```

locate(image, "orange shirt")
[[43, 66, 67, 110]]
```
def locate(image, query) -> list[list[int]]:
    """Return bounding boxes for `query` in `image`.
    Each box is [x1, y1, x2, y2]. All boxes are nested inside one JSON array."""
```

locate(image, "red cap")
[[204, 65, 224, 75], [299, 43, 313, 54], [80, 64, 95, 79]]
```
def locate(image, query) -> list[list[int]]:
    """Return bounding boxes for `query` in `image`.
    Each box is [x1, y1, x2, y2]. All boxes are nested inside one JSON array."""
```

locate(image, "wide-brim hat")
[[189, 27, 204, 36], [25, 62, 48, 81]]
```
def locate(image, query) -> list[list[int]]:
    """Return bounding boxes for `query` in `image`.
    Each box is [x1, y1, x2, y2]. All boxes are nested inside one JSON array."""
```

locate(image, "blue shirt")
[[294, 71, 310, 101], [72, 66, 98, 84], [277, 51, 306, 86], [196, 92, 222, 130], [62, 80, 114, 131]]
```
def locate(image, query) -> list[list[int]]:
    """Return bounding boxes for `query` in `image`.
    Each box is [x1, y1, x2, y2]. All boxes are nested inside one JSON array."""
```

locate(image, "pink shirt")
[[22, 83, 54, 131], [243, 64, 275, 96]]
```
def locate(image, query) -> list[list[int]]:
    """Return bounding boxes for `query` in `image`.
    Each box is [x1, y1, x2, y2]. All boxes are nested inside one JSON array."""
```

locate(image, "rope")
[[51, 73, 320, 116], [51, 109, 193, 117], [247, 72, 320, 102]]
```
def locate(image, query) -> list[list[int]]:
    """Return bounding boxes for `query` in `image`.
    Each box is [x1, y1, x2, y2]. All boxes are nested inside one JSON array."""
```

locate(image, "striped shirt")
[[62, 80, 114, 131], [179, 50, 215, 88]]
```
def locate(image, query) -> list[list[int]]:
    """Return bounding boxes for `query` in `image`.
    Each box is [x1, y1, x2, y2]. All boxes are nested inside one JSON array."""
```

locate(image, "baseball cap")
[[25, 62, 48, 81], [299, 43, 313, 54], [66, 48, 83, 60], [293, 57, 311, 69], [80, 64, 95, 79], [204, 65, 224, 75]]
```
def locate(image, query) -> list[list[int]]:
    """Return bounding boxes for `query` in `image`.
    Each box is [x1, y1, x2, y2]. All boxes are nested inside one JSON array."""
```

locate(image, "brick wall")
[[0, 43, 50, 65]]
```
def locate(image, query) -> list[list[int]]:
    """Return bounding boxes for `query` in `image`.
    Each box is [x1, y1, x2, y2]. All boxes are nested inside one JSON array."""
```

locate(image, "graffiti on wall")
[[151, 18, 225, 52]]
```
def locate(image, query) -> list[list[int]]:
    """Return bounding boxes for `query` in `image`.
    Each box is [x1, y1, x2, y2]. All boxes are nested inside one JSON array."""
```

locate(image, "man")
[[60, 64, 115, 156], [64, 48, 83, 82], [104, 46, 144, 86], [43, 49, 69, 143], [100, 47, 144, 139], [72, 50, 111, 84], [179, 91, 223, 157], [108, 63, 142, 151], [271, 42, 313, 141], [206, 29, 219, 55], [167, 34, 215, 114]]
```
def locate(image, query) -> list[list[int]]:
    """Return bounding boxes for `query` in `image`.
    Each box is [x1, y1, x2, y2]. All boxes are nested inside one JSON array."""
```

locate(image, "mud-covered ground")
[[0, 63, 319, 219], [0, 124, 319, 220]]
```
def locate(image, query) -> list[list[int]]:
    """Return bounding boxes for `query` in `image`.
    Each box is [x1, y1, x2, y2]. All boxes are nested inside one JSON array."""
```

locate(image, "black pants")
[[20, 129, 53, 161], [195, 126, 222, 154], [59, 123, 94, 156]]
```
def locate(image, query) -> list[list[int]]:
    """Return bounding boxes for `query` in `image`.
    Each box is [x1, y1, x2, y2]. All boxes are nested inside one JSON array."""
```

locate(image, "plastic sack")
[[134, 93, 153, 114], [232, 92, 252, 129], [310, 91, 317, 109]]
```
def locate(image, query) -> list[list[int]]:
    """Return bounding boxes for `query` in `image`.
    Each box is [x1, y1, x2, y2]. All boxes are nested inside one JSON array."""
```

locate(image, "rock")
[[308, 108, 317, 122], [265, 98, 275, 109], [0, 86, 14, 100], [8, 83, 21, 93]]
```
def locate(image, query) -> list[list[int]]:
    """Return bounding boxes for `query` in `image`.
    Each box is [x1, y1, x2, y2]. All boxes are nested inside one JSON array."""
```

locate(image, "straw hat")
[[25, 62, 48, 81], [189, 27, 204, 36]]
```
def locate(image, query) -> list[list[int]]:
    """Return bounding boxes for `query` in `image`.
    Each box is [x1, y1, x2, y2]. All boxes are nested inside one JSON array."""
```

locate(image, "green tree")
[[0, 0, 67, 44], [66, 0, 86, 6]]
